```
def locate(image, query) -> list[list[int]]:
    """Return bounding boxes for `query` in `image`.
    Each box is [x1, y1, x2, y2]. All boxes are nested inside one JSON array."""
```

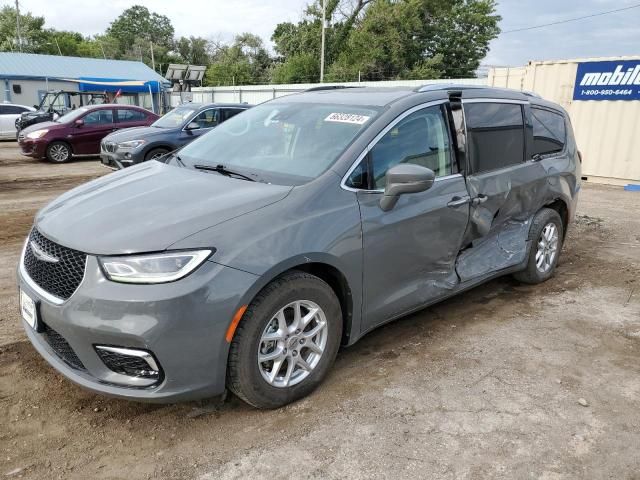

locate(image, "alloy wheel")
[[49, 144, 69, 162], [536, 222, 559, 273], [257, 300, 328, 388]]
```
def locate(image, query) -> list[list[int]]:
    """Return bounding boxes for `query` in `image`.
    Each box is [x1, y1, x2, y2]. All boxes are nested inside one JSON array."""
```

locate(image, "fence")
[[169, 77, 487, 106]]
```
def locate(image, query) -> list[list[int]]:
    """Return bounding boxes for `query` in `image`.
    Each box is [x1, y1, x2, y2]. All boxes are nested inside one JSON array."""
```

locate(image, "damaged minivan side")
[[17, 85, 580, 409]]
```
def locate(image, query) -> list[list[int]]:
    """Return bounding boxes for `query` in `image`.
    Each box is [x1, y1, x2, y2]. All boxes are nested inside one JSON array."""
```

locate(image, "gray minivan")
[[17, 85, 580, 408]]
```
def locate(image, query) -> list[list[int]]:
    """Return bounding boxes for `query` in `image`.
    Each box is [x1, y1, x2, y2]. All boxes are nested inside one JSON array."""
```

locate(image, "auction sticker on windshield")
[[325, 113, 370, 125]]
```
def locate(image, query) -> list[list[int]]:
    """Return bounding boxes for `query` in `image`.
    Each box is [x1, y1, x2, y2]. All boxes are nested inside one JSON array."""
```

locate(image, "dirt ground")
[[1, 141, 639, 480]]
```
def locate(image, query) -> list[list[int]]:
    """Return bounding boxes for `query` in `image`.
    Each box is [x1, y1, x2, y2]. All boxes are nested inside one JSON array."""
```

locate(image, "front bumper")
[[17, 252, 258, 403], [100, 147, 145, 169], [18, 138, 47, 159]]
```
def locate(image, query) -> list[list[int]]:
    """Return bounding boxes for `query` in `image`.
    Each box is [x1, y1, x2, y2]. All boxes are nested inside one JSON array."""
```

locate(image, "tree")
[[204, 33, 272, 86], [271, 53, 319, 84], [107, 5, 174, 51], [175, 36, 213, 65], [0, 6, 47, 52]]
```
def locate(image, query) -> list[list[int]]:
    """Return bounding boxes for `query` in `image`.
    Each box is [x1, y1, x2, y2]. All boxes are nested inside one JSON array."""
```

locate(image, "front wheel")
[[227, 271, 342, 409], [144, 147, 170, 162], [46, 141, 71, 163], [513, 208, 564, 284]]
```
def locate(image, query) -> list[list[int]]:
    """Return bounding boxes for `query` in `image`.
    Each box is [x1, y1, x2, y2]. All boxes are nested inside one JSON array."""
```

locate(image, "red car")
[[18, 104, 159, 163]]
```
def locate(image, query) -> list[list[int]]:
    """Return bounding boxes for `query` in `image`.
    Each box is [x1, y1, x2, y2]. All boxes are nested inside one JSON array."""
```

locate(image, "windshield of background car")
[[152, 106, 198, 128], [55, 108, 88, 123], [178, 102, 381, 184]]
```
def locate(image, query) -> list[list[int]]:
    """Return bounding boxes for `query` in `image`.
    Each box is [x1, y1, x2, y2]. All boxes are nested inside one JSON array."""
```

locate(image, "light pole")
[[320, 0, 326, 82], [15, 0, 22, 52]]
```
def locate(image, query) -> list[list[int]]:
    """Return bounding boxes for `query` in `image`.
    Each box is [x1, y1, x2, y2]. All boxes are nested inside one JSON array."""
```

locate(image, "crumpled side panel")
[[455, 218, 531, 282]]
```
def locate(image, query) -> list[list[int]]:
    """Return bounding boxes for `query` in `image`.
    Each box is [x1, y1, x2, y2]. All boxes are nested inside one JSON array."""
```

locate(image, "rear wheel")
[[46, 141, 71, 163], [514, 208, 564, 284], [144, 147, 169, 162], [227, 271, 342, 409]]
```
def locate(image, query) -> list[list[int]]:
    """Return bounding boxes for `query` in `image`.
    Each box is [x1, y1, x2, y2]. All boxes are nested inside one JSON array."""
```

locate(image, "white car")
[[0, 103, 35, 139]]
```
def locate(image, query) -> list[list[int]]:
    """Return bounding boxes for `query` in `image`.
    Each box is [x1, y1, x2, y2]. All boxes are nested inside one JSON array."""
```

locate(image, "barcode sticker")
[[324, 113, 371, 125]]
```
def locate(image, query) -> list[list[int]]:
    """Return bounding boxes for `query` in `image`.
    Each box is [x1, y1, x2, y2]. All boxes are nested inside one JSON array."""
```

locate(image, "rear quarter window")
[[531, 107, 566, 157]]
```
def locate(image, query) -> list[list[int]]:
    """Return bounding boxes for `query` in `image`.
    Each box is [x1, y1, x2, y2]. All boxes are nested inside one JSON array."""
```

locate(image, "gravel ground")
[[1, 141, 639, 480]]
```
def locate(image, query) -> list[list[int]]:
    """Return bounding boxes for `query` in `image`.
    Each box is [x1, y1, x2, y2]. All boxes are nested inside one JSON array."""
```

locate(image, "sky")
[[5, 0, 640, 67]]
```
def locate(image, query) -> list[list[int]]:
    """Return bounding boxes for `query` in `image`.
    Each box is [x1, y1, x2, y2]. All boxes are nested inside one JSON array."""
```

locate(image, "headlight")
[[117, 140, 146, 149], [26, 129, 48, 139], [99, 250, 213, 284]]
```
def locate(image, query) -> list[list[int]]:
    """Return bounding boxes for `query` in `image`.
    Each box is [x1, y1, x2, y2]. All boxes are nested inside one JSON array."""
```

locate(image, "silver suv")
[[17, 85, 580, 408]]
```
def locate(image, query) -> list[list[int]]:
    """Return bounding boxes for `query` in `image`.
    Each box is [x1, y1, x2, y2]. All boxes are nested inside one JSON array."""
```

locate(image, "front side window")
[[222, 108, 245, 121], [531, 107, 566, 157], [464, 102, 525, 174], [179, 102, 380, 184], [192, 109, 218, 129], [350, 105, 453, 190], [83, 110, 114, 125]]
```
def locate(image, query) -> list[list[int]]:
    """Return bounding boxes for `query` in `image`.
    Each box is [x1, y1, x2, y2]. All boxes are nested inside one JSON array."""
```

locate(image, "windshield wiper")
[[194, 164, 256, 182]]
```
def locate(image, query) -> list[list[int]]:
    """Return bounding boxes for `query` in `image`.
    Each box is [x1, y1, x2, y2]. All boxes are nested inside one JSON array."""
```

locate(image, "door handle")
[[447, 196, 471, 208], [471, 194, 488, 206]]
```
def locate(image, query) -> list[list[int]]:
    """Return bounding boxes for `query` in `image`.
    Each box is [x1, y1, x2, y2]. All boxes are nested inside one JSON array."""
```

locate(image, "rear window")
[[464, 102, 525, 174], [531, 107, 566, 157]]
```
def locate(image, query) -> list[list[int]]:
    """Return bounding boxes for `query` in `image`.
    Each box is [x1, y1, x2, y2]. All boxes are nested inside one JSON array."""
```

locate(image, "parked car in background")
[[100, 103, 250, 169], [0, 103, 35, 139], [18, 104, 158, 163], [15, 91, 108, 136], [17, 85, 580, 408]]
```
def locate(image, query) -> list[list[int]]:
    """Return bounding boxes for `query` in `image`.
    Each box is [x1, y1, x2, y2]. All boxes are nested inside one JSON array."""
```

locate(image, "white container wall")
[[490, 56, 640, 184], [170, 77, 487, 107]]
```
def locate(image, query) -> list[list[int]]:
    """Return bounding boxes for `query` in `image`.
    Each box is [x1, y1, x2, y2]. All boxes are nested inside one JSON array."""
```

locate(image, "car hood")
[[34, 161, 293, 255], [21, 121, 64, 134], [104, 126, 174, 143]]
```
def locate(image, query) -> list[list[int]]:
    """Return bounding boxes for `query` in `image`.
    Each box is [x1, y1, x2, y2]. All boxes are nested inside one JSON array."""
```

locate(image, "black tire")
[[144, 147, 170, 162], [46, 141, 72, 163], [513, 208, 564, 284], [227, 271, 343, 409]]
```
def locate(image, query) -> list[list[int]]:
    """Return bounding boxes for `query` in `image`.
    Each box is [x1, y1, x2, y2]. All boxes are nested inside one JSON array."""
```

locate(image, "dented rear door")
[[455, 99, 549, 281]]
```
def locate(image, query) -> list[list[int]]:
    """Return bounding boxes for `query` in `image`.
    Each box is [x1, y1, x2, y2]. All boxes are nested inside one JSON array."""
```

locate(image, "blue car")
[[100, 102, 250, 168]]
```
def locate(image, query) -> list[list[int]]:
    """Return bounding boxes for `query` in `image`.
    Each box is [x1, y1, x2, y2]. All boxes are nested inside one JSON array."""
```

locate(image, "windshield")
[[55, 107, 88, 123], [179, 102, 380, 184], [152, 106, 198, 128]]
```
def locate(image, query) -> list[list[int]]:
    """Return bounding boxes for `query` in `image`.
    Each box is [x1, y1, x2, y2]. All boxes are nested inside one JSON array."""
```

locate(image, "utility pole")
[[15, 0, 22, 52], [54, 37, 62, 55], [98, 41, 106, 59], [150, 42, 155, 71], [320, 0, 327, 82]]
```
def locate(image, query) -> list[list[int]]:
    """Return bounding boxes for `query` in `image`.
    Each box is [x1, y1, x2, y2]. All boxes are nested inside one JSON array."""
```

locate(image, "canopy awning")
[[58, 77, 167, 93]]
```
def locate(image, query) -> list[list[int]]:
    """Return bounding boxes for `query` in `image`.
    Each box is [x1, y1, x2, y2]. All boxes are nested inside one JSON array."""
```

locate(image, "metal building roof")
[[0, 52, 168, 84]]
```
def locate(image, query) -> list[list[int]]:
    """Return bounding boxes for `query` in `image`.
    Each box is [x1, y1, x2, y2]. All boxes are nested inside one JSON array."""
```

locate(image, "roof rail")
[[305, 85, 362, 92], [415, 83, 485, 93], [522, 90, 542, 98]]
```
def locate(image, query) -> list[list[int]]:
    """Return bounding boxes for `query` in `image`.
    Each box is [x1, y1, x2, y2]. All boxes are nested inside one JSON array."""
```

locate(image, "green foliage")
[[204, 33, 271, 86], [271, 53, 319, 84], [0, 6, 46, 52], [107, 5, 174, 50]]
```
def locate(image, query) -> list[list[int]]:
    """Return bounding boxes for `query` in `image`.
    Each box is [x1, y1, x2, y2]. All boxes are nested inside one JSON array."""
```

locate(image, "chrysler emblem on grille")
[[30, 241, 59, 263]]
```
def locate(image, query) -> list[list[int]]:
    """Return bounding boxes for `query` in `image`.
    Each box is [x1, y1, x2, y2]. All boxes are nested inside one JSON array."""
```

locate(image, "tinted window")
[[117, 109, 146, 122], [152, 106, 198, 128], [2, 105, 27, 114], [464, 102, 524, 173], [192, 109, 218, 128], [222, 108, 245, 121], [365, 105, 453, 189], [531, 107, 566, 156], [0, 105, 8, 115], [83, 110, 113, 125]]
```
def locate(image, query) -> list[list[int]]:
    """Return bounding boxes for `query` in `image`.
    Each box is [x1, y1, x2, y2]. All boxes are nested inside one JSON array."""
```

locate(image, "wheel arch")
[[544, 198, 569, 237], [238, 256, 357, 346], [143, 143, 174, 160]]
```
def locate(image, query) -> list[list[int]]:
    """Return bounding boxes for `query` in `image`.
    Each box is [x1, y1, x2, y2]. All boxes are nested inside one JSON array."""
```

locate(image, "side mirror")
[[379, 164, 435, 211], [185, 121, 200, 131], [74, 119, 84, 127]]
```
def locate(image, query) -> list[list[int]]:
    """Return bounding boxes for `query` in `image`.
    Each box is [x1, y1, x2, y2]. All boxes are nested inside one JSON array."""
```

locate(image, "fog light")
[[95, 345, 161, 380], [124, 152, 132, 159]]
